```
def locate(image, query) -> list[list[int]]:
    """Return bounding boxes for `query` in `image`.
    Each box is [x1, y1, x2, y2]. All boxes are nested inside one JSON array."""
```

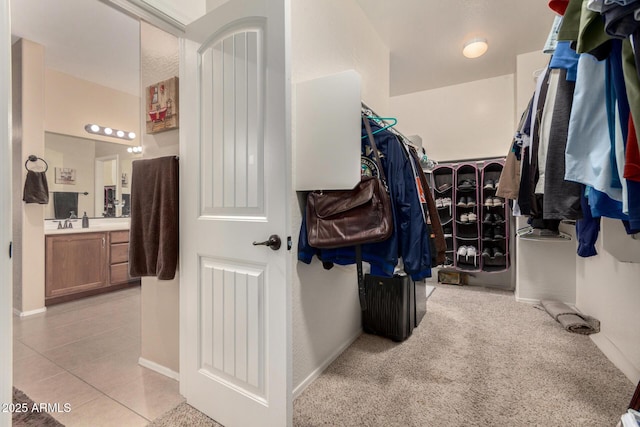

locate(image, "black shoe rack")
[[430, 159, 510, 273]]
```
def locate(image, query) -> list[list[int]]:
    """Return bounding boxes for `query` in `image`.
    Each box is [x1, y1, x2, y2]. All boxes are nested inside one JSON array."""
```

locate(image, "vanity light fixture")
[[127, 146, 143, 154], [84, 124, 137, 141], [462, 38, 488, 59]]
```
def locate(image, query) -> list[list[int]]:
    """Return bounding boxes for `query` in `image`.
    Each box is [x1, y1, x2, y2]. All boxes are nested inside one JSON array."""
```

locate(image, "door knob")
[[252, 234, 281, 251]]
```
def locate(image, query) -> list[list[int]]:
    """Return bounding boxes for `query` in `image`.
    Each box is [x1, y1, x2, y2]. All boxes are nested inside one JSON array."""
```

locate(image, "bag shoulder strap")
[[362, 117, 387, 185]]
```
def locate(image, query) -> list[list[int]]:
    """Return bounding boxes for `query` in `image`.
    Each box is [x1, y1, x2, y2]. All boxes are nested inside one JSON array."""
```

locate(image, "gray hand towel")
[[53, 192, 78, 219], [23, 171, 49, 204]]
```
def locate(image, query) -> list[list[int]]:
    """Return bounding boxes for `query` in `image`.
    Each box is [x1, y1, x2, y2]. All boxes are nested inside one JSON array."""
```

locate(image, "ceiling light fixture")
[[85, 124, 137, 141], [463, 38, 488, 59]]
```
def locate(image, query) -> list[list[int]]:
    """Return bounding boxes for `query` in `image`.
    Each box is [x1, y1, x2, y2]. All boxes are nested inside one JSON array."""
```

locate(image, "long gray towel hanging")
[[540, 300, 600, 335], [128, 156, 179, 280], [53, 192, 78, 219]]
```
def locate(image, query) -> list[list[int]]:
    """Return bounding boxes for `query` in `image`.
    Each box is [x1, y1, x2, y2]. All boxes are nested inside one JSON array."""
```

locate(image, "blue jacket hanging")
[[298, 119, 432, 281]]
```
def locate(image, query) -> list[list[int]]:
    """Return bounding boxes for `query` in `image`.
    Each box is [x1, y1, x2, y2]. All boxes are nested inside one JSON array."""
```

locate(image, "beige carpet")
[[150, 284, 635, 426], [294, 284, 634, 426], [149, 402, 222, 427]]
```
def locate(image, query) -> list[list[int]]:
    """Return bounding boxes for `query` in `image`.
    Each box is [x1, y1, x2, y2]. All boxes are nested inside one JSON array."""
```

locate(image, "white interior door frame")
[[95, 154, 118, 216], [0, 0, 12, 425]]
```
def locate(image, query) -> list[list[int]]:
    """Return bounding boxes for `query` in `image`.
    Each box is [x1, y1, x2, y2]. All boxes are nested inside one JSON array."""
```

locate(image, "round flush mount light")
[[128, 132, 136, 139], [463, 38, 488, 59], [116, 130, 125, 138], [90, 124, 100, 132], [103, 127, 113, 135]]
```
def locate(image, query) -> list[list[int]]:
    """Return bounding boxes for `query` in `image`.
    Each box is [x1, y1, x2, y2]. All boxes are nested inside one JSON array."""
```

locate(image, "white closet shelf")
[[518, 232, 572, 242]]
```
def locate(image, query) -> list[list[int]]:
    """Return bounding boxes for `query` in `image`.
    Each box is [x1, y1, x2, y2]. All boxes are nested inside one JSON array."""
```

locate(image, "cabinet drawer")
[[111, 230, 130, 244], [110, 243, 129, 264], [110, 263, 131, 284]]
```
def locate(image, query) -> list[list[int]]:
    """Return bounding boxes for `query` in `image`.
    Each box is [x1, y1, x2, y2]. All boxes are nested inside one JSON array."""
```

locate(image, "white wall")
[[388, 72, 518, 289], [389, 74, 515, 162], [139, 21, 180, 376], [291, 0, 389, 394], [12, 39, 46, 314], [576, 219, 640, 383], [44, 69, 140, 146]]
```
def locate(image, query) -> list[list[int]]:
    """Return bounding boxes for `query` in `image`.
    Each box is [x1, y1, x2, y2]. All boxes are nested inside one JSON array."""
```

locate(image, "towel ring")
[[25, 155, 48, 172]]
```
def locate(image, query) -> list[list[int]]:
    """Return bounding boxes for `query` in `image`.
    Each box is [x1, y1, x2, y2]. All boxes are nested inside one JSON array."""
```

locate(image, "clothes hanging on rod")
[[499, 2, 640, 255], [299, 116, 441, 280]]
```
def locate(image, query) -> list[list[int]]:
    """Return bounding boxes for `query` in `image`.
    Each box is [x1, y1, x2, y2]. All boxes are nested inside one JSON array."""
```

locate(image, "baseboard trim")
[[590, 333, 640, 384], [514, 296, 576, 309], [292, 329, 362, 400], [138, 357, 180, 381], [13, 307, 46, 317], [514, 296, 540, 305]]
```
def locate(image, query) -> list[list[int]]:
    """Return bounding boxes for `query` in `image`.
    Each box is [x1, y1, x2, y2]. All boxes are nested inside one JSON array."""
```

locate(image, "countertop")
[[44, 218, 130, 235]]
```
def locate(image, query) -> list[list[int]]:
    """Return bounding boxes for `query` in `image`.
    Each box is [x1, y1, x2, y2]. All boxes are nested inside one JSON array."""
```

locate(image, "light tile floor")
[[13, 287, 185, 426]]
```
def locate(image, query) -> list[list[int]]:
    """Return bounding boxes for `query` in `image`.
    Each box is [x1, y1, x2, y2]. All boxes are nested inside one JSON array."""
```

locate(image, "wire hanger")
[[361, 114, 397, 139], [25, 155, 48, 172]]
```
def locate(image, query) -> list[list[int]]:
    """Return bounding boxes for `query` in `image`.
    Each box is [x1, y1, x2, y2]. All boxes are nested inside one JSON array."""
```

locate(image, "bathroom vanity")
[[44, 220, 140, 305]]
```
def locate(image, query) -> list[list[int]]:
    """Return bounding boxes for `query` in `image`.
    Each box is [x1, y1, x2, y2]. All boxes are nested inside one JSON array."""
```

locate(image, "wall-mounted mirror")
[[44, 132, 140, 219]]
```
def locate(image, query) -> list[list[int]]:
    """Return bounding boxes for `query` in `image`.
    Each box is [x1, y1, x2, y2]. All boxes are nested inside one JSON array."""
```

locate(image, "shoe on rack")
[[483, 227, 494, 240], [492, 247, 504, 257], [492, 213, 504, 223], [458, 179, 476, 190], [457, 196, 467, 207], [483, 179, 495, 190], [491, 197, 503, 207], [466, 197, 476, 207], [482, 247, 492, 258], [493, 225, 505, 239], [467, 212, 477, 222], [484, 197, 494, 206], [437, 182, 452, 192], [442, 197, 452, 208], [466, 246, 477, 265], [483, 213, 494, 223], [436, 198, 443, 208], [443, 226, 453, 238], [459, 213, 469, 223], [457, 245, 468, 258]]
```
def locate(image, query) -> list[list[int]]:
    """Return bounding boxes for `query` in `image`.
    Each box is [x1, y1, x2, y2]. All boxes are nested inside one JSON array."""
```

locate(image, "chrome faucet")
[[63, 219, 73, 229]]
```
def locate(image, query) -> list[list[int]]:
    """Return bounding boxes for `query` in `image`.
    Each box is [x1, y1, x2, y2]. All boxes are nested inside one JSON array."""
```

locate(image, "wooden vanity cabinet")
[[109, 230, 134, 285], [45, 230, 139, 305]]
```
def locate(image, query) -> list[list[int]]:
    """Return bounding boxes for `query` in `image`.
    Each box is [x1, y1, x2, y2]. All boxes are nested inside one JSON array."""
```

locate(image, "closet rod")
[[361, 101, 437, 166], [361, 101, 416, 147], [438, 156, 507, 164]]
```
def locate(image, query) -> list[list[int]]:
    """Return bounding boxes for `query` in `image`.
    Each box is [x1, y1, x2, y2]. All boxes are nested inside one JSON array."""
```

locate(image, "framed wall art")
[[55, 167, 76, 185], [146, 76, 179, 134]]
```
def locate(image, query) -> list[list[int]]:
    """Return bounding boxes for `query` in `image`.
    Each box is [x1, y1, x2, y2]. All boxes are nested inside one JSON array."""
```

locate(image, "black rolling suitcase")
[[362, 273, 415, 342]]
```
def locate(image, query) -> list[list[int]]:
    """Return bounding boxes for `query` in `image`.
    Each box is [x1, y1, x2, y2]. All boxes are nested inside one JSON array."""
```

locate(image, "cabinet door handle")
[[102, 237, 105, 248]]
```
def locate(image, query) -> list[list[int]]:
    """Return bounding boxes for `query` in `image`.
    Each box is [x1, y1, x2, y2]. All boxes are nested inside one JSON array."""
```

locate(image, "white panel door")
[[180, 0, 291, 426], [0, 0, 11, 425]]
